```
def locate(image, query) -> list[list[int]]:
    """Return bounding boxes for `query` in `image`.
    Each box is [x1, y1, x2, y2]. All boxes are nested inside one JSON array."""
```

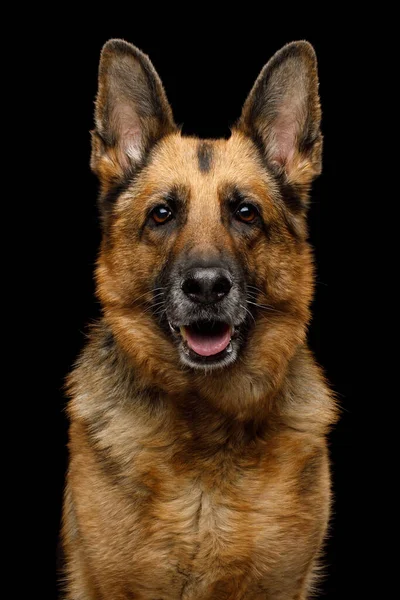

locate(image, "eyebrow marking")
[[197, 141, 214, 173]]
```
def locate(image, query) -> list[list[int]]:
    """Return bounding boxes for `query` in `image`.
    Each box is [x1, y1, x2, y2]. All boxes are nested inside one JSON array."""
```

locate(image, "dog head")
[[91, 40, 321, 413]]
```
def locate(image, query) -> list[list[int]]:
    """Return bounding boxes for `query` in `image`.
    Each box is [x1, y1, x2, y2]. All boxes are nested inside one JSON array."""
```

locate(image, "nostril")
[[182, 277, 202, 298], [213, 275, 232, 298]]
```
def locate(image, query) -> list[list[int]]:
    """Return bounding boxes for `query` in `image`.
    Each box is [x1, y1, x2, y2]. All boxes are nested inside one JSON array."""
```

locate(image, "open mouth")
[[169, 320, 237, 366], [181, 321, 233, 356]]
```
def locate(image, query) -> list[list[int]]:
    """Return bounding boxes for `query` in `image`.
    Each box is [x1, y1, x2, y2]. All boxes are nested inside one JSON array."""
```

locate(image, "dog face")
[[92, 40, 322, 397]]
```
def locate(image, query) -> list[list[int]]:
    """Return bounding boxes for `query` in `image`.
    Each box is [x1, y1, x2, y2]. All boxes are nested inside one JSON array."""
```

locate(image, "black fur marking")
[[299, 449, 324, 494], [89, 439, 156, 500], [224, 185, 248, 209], [91, 443, 122, 486], [197, 142, 214, 173], [241, 133, 305, 217], [277, 177, 305, 215], [247, 129, 270, 165], [99, 178, 131, 228]]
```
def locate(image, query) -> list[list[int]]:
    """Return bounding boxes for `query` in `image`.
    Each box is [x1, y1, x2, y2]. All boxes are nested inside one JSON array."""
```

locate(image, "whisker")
[[124, 289, 166, 311], [247, 285, 265, 295], [154, 308, 168, 321], [240, 304, 256, 325], [130, 287, 166, 306], [246, 293, 259, 301], [141, 301, 166, 316], [150, 301, 167, 309], [151, 300, 167, 308], [246, 300, 284, 315]]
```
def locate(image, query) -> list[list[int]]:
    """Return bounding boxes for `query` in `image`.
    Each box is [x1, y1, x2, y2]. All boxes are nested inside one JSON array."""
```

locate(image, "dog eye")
[[150, 205, 173, 225], [235, 203, 258, 223]]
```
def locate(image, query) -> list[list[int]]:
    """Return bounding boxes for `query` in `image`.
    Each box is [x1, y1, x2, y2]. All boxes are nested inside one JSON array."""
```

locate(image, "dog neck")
[[71, 320, 323, 424], [68, 321, 336, 464]]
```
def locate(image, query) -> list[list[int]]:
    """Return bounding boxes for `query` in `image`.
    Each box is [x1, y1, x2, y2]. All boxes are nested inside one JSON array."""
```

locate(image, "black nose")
[[182, 268, 233, 304]]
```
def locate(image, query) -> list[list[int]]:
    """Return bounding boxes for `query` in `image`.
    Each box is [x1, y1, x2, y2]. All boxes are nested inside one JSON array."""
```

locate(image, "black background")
[[53, 22, 364, 599]]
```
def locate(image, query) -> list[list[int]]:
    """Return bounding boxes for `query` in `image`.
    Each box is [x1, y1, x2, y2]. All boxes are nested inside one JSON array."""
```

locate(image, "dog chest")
[[69, 419, 329, 598]]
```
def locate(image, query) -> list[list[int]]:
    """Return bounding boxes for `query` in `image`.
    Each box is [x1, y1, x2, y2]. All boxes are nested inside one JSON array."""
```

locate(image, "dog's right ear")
[[91, 39, 176, 187]]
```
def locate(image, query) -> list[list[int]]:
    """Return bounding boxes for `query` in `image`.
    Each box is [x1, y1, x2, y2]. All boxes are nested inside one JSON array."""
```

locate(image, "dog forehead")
[[145, 132, 274, 193]]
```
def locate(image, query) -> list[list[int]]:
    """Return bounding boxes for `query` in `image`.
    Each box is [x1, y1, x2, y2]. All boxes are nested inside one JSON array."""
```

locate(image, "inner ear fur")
[[91, 39, 176, 188], [236, 41, 322, 203]]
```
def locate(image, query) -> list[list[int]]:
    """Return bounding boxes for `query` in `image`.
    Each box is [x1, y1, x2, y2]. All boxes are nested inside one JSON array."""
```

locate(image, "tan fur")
[[62, 40, 338, 599]]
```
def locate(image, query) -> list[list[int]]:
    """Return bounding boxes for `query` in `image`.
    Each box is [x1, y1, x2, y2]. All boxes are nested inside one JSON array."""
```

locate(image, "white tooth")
[[226, 342, 233, 354], [180, 326, 187, 340], [169, 322, 181, 335]]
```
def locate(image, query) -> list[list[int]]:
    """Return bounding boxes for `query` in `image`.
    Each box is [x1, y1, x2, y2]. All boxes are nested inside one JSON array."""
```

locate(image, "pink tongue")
[[184, 324, 231, 357]]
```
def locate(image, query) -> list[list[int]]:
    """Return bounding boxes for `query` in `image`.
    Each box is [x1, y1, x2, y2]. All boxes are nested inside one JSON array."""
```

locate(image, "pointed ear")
[[237, 41, 322, 200], [91, 39, 177, 187]]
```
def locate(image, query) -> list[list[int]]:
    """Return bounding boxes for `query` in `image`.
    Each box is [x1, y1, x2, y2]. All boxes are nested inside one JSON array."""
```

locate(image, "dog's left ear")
[[237, 41, 322, 197]]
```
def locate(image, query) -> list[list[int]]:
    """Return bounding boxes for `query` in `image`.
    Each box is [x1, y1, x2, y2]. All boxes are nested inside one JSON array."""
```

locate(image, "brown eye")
[[235, 203, 258, 223], [151, 205, 173, 225]]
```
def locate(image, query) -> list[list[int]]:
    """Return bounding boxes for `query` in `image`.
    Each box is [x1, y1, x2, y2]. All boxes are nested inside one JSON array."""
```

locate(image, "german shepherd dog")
[[62, 39, 338, 599]]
